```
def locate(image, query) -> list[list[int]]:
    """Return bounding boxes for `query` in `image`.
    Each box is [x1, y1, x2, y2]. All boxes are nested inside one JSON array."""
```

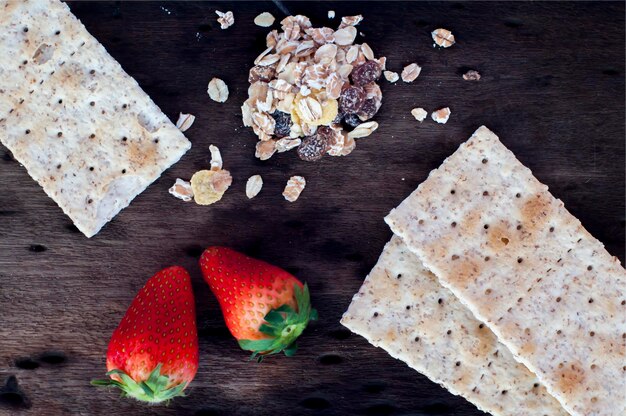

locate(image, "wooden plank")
[[0, 1, 623, 415]]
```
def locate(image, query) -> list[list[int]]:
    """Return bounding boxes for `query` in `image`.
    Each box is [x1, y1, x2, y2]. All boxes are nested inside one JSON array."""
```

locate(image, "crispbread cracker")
[[341, 236, 568, 416], [0, 0, 90, 119], [0, 0, 190, 237], [386, 126, 626, 416]]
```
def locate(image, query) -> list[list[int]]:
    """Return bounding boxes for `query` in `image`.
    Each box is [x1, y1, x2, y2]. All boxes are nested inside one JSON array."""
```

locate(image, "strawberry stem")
[[238, 283, 317, 360], [91, 364, 187, 404]]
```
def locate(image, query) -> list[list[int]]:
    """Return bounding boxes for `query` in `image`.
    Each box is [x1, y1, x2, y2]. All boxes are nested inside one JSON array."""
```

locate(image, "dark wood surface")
[[1, 2, 624, 415]]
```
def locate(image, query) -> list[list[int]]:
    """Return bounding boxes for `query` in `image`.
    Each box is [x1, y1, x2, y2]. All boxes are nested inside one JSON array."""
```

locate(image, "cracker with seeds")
[[0, 0, 191, 237], [386, 126, 626, 416], [342, 236, 568, 416]]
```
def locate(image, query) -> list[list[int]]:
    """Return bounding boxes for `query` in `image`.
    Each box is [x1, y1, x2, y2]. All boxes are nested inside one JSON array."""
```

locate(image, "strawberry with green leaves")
[[199, 247, 317, 359], [92, 266, 199, 403]]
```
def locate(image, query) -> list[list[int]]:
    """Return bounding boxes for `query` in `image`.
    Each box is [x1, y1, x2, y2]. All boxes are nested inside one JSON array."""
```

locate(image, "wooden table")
[[1, 2, 624, 415]]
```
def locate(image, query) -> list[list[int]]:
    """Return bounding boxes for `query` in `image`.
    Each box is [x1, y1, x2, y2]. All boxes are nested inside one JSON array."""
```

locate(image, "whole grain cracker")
[[385, 126, 626, 416]]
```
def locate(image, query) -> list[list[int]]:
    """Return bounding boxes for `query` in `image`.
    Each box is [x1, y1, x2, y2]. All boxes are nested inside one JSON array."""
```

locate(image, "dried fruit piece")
[[275, 137, 301, 153], [432, 28, 455, 48], [249, 66, 275, 83], [463, 70, 481, 81], [347, 121, 378, 139], [357, 98, 379, 121], [271, 111, 292, 137], [383, 70, 399, 83], [297, 132, 329, 161], [255, 139, 277, 160], [283, 176, 306, 202], [169, 178, 194, 202], [351, 61, 382, 86], [176, 113, 195, 132], [339, 86, 366, 114], [254, 12, 275, 27], [208, 78, 229, 102], [411, 107, 428, 122], [431, 107, 451, 124], [246, 175, 263, 199], [216, 10, 234, 30], [191, 169, 232, 205], [343, 113, 361, 127], [401, 63, 421, 83]]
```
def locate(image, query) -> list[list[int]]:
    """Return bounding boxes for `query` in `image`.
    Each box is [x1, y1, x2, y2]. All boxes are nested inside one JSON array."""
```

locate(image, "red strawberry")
[[199, 247, 317, 359], [91, 266, 199, 403]]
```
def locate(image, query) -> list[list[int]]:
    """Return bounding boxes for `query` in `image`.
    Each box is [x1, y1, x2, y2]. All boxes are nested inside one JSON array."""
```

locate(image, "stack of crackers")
[[342, 126, 625, 416], [0, 0, 190, 237]]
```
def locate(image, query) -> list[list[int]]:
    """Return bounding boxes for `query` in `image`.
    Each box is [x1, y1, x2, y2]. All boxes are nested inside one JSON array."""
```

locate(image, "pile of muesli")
[[242, 14, 384, 162]]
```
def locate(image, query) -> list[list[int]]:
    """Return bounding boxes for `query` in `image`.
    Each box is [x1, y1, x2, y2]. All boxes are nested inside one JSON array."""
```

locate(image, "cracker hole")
[[414, 336, 420, 342], [621, 300, 625, 305], [589, 331, 595, 337], [89, 134, 95, 139], [451, 221, 457, 227], [405, 305, 411, 310], [56, 164, 61, 169], [484, 224, 489, 229], [23, 27, 28, 32], [501, 237, 509, 245], [591, 397, 598, 403], [396, 274, 402, 279], [89, 69, 95, 74], [517, 297, 522, 302], [556, 297, 561, 302], [89, 101, 95, 106], [25, 129, 30, 135], [484, 256, 490, 261], [55, 30, 61, 35], [588, 298, 593, 303], [446, 330, 452, 335], [438, 298, 443, 305], [557, 330, 562, 335], [87, 199, 93, 204], [587, 265, 593, 271], [57, 132, 62, 137], [485, 289, 492, 295], [482, 158, 488, 164], [478, 324, 484, 329], [455, 361, 461, 366], [483, 191, 489, 196], [121, 169, 126, 174], [516, 193, 521, 198], [122, 136, 127, 142], [450, 189, 455, 194], [418, 219, 424, 225], [549, 226, 555, 232], [58, 99, 62, 104], [89, 167, 94, 171], [22, 60, 27, 65], [590, 364, 597, 370], [517, 257, 523, 263], [451, 254, 459, 260], [501, 390, 507, 395], [373, 312, 378, 317], [154, 139, 159, 143], [516, 225, 522, 230]]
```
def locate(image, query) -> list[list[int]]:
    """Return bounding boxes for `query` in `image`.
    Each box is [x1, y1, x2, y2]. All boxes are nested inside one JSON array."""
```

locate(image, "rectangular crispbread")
[[0, 0, 191, 237], [341, 236, 568, 416], [385, 126, 626, 416]]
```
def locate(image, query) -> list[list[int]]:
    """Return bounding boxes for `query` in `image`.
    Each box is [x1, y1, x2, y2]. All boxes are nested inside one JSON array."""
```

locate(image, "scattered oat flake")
[[209, 144, 223, 171], [383, 71, 399, 83], [401, 63, 422, 82], [216, 10, 234, 29], [246, 175, 263, 199], [328, 10, 335, 19], [175, 113, 195, 132], [283, 176, 306, 202], [432, 28, 455, 47], [169, 178, 194, 202], [208, 78, 229, 102], [431, 107, 451, 124], [347, 121, 378, 139], [463, 70, 481, 81], [411, 108, 428, 122], [255, 139, 277, 160], [341, 15, 363, 27], [254, 12, 275, 27]]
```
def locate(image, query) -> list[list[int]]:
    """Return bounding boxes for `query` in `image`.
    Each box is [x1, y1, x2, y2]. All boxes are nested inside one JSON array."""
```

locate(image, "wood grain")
[[0, 2, 623, 415]]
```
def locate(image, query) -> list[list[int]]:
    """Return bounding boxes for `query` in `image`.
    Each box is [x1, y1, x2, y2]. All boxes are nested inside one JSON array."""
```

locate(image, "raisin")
[[271, 111, 292, 137], [317, 126, 334, 140], [297, 133, 329, 162], [332, 111, 344, 124], [351, 61, 382, 86], [339, 86, 365, 114], [343, 113, 361, 128], [358, 98, 379, 121]]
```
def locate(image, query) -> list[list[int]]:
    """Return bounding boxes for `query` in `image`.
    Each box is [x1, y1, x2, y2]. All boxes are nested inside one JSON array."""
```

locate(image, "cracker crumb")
[[283, 176, 306, 202], [431, 107, 451, 124], [216, 10, 234, 29], [411, 108, 428, 122], [246, 175, 263, 199], [432, 28, 455, 48], [401, 63, 422, 82], [208, 78, 229, 102], [254, 12, 275, 27], [328, 10, 335, 19], [463, 70, 481, 81], [383, 70, 399, 83]]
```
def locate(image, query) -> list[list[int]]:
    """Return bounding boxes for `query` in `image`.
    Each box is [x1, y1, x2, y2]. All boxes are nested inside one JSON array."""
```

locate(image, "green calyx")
[[238, 283, 318, 361], [91, 364, 187, 404]]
